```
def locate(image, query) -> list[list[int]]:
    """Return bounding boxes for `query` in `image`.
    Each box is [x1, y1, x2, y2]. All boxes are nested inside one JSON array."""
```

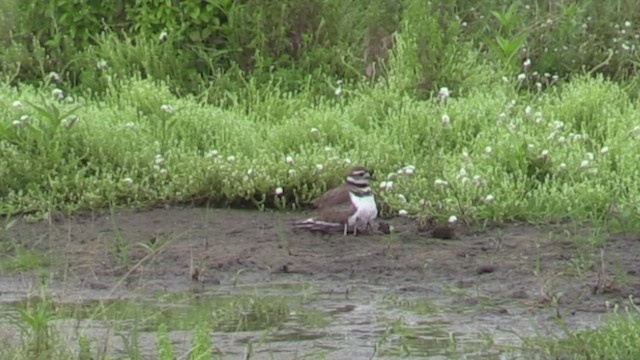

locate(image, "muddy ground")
[[3, 206, 640, 358]]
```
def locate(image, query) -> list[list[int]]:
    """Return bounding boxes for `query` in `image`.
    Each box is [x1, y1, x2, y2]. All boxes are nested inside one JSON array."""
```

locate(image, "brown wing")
[[310, 185, 351, 209], [314, 200, 356, 224]]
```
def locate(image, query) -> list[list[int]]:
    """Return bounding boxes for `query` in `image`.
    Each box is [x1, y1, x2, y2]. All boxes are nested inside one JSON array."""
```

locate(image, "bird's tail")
[[292, 218, 343, 233]]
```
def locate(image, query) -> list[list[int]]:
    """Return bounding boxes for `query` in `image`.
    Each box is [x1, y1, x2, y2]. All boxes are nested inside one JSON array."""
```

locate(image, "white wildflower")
[[344, 158, 351, 165], [334, 86, 343, 96], [122, 178, 134, 186], [125, 122, 136, 129], [552, 74, 559, 81], [159, 31, 168, 42], [540, 149, 550, 158], [52, 88, 64, 100], [285, 155, 294, 164], [438, 87, 450, 101], [625, 21, 632, 27], [49, 72, 61, 82], [558, 163, 567, 171], [448, 215, 458, 224], [398, 209, 408, 217], [379, 181, 393, 191], [315, 164, 324, 172], [288, 169, 296, 176], [484, 146, 492, 155], [580, 160, 590, 168], [11, 120, 22, 128], [97, 59, 108, 70], [12, 100, 22, 109], [434, 179, 449, 188], [552, 120, 565, 130], [535, 82, 543, 91], [227, 155, 236, 162], [472, 175, 483, 186], [275, 187, 284, 196], [19, 115, 29, 124], [461, 151, 469, 160], [600, 146, 609, 154], [398, 194, 407, 203], [524, 106, 532, 116], [517, 73, 526, 81], [61, 115, 78, 128], [442, 114, 451, 125], [310, 127, 319, 134], [558, 136, 566, 144], [247, 168, 254, 176], [523, 58, 532, 69], [484, 194, 495, 204], [155, 154, 165, 165], [160, 104, 174, 114], [586, 152, 594, 161], [159, 168, 168, 175]]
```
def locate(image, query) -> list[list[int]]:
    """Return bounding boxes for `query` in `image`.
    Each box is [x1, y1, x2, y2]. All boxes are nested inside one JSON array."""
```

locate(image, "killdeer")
[[294, 166, 378, 235]]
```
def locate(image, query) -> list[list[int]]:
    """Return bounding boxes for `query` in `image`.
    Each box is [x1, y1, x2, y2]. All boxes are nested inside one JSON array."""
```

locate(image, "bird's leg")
[[353, 218, 358, 236], [365, 221, 373, 233], [343, 222, 348, 236]]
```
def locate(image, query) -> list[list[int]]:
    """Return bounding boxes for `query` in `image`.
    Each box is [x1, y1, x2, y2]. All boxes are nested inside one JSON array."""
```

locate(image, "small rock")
[[431, 226, 455, 239], [476, 264, 496, 274]]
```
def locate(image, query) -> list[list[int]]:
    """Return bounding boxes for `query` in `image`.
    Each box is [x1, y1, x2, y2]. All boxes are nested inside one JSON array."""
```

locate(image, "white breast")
[[348, 193, 378, 226]]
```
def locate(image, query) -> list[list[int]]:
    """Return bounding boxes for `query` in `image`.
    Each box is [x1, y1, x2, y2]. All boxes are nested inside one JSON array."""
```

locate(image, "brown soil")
[[4, 206, 640, 356]]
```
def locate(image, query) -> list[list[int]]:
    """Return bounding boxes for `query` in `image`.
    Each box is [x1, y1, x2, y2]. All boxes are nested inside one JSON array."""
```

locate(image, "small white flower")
[[558, 163, 567, 171], [52, 88, 64, 100], [461, 151, 469, 160], [419, 199, 426, 206], [534, 112, 543, 123], [97, 59, 108, 70], [398, 209, 408, 217], [19, 115, 29, 124], [315, 164, 324, 171], [434, 179, 449, 188], [586, 152, 594, 161], [527, 144, 535, 150], [536, 82, 543, 91], [438, 87, 450, 101], [552, 120, 565, 130], [344, 159, 351, 165], [275, 187, 284, 196], [472, 175, 483, 185], [122, 178, 134, 186], [397, 194, 407, 203], [517, 73, 526, 81], [61, 115, 78, 128], [11, 120, 22, 128], [247, 168, 254, 176], [334, 86, 343, 96], [484, 146, 492, 155], [523, 58, 532, 69], [288, 169, 296, 176], [125, 122, 136, 129], [12, 100, 22, 109], [227, 155, 236, 162], [484, 194, 495, 204], [557, 136, 566, 144], [49, 72, 61, 82], [552, 74, 559, 81], [442, 114, 451, 125], [379, 181, 393, 191], [625, 21, 632, 27], [65, 96, 74, 103], [159, 168, 168, 175], [633, 125, 640, 134], [600, 146, 609, 154], [448, 215, 458, 224], [540, 149, 550, 158], [502, 76, 509, 83], [580, 160, 590, 168], [159, 31, 168, 42], [160, 104, 174, 114], [285, 155, 294, 164], [310, 127, 319, 134], [461, 21, 467, 27], [524, 106, 532, 116], [206, 150, 218, 159]]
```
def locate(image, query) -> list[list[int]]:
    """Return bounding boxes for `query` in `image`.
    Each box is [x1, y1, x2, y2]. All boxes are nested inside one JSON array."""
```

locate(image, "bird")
[[294, 166, 378, 235]]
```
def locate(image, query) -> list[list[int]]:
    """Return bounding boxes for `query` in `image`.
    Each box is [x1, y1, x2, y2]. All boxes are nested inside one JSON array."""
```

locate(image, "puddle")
[[2, 207, 639, 358]]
